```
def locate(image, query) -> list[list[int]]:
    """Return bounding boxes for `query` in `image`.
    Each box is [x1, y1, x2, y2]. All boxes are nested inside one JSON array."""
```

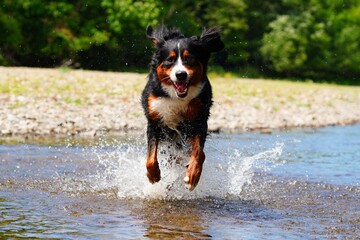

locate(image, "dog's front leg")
[[146, 137, 161, 183], [184, 135, 205, 191]]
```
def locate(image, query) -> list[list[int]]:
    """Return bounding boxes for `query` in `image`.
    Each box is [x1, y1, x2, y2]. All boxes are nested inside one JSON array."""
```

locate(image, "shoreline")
[[1, 67, 360, 140], [2, 122, 360, 144]]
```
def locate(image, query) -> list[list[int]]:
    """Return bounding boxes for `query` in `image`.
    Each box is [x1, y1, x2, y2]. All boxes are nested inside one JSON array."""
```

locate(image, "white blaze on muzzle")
[[170, 42, 189, 82]]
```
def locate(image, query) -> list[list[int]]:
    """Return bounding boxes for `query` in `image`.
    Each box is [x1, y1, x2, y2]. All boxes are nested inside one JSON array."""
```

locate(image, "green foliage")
[[156, 0, 248, 67], [101, 0, 161, 33], [0, 5, 23, 65], [260, 0, 360, 81], [97, 0, 163, 70], [330, 5, 360, 73], [261, 15, 308, 73], [197, 0, 248, 66], [0, 0, 359, 83], [244, 0, 283, 66], [0, 0, 162, 69]]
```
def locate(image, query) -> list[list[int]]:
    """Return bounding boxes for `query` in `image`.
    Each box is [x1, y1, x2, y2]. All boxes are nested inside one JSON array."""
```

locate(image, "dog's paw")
[[183, 176, 193, 191], [146, 165, 161, 184], [184, 162, 203, 191]]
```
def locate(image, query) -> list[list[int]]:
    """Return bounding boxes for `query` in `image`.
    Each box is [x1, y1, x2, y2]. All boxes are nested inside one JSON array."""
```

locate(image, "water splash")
[[61, 137, 284, 200], [227, 143, 284, 196]]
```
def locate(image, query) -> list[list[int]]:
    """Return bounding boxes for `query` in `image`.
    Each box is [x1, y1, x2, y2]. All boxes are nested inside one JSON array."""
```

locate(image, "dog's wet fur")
[[141, 25, 224, 190]]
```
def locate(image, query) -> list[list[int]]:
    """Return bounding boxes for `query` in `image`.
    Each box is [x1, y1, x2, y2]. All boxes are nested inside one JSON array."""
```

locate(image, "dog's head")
[[146, 25, 224, 98]]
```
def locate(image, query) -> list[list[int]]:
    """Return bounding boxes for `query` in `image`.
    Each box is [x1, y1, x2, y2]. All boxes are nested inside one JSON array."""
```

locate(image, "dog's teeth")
[[184, 176, 189, 183]]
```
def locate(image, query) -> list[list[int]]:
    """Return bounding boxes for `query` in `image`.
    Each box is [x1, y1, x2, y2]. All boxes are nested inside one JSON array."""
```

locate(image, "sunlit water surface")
[[1, 125, 359, 239]]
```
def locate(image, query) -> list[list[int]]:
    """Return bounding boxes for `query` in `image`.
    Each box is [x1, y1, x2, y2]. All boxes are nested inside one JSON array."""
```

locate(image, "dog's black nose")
[[175, 71, 187, 81]]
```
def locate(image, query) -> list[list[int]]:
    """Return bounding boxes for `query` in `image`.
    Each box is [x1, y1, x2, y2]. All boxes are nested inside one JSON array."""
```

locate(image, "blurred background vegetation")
[[0, 0, 359, 84]]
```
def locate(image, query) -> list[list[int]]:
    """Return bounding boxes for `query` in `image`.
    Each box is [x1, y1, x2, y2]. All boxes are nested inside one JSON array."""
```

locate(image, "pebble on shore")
[[1, 67, 360, 138]]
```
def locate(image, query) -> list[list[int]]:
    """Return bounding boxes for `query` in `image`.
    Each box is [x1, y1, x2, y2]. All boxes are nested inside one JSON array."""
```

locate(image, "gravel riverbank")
[[1, 67, 360, 138]]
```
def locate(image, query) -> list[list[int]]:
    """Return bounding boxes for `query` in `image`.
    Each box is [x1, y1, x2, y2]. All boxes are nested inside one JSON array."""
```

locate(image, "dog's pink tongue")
[[175, 82, 187, 93]]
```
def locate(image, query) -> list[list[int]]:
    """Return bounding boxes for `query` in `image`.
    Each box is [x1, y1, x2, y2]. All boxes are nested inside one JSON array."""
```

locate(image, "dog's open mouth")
[[173, 81, 189, 98]]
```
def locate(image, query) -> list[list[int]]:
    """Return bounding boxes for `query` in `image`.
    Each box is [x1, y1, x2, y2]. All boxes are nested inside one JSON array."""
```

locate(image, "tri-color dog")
[[141, 25, 224, 190]]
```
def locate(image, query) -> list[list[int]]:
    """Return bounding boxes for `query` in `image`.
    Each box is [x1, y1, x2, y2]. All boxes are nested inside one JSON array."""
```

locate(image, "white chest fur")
[[149, 97, 190, 130], [150, 82, 205, 130]]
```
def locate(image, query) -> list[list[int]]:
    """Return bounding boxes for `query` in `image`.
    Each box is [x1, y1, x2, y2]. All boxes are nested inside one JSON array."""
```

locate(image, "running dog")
[[141, 25, 224, 190]]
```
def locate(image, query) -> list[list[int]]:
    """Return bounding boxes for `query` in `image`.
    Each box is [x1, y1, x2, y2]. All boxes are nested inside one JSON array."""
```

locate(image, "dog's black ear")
[[146, 25, 164, 48], [146, 25, 157, 46], [200, 27, 224, 52]]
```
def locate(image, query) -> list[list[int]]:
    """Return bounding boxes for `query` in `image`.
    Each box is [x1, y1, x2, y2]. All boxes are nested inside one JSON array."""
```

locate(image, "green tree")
[[199, 0, 248, 67], [261, 13, 316, 75], [0, 0, 163, 69], [0, 6, 22, 65], [261, 0, 360, 81], [245, 0, 284, 67], [330, 5, 360, 74], [1, 0, 359, 83], [160, 0, 248, 68], [97, 0, 163, 70]]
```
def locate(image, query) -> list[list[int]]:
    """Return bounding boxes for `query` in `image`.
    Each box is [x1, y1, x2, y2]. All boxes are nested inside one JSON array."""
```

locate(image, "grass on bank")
[[0, 67, 145, 98], [0, 66, 359, 107]]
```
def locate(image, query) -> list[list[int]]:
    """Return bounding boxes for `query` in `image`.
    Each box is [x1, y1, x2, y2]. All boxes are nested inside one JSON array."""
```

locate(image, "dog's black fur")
[[141, 25, 224, 190]]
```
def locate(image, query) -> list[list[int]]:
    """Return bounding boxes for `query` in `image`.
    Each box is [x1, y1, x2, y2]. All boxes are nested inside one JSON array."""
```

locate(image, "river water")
[[1, 125, 359, 239]]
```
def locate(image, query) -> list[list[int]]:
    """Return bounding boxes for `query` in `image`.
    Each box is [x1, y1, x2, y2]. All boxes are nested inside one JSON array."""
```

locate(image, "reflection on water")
[[0, 125, 359, 239]]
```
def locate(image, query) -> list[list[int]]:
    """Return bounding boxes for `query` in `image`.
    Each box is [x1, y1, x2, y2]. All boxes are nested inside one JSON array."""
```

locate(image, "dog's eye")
[[163, 58, 175, 68], [183, 56, 196, 66]]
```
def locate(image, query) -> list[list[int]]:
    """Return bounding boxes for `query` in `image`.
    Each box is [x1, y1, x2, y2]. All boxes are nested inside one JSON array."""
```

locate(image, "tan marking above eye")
[[183, 50, 189, 59], [170, 51, 176, 58]]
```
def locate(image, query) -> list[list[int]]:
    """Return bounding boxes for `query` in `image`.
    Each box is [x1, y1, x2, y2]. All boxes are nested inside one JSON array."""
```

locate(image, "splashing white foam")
[[82, 138, 284, 200]]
